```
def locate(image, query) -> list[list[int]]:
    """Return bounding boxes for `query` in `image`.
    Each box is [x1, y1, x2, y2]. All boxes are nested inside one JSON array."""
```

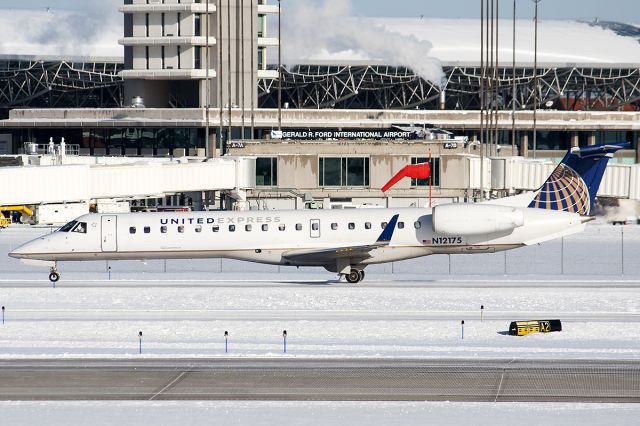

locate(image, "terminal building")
[[0, 1, 639, 215]]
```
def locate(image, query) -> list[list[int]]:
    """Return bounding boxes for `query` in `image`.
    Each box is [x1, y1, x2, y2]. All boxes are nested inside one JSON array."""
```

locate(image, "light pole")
[[205, 0, 210, 158], [532, 0, 541, 159], [227, 0, 232, 148], [479, 0, 486, 200], [218, 0, 224, 153], [512, 0, 516, 154], [278, 0, 282, 132]]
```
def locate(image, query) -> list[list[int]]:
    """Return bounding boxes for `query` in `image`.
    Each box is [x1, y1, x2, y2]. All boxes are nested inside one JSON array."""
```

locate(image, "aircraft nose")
[[9, 239, 42, 259]]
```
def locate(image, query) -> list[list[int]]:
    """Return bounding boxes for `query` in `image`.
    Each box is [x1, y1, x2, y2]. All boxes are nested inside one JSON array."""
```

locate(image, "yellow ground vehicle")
[[0, 206, 34, 228]]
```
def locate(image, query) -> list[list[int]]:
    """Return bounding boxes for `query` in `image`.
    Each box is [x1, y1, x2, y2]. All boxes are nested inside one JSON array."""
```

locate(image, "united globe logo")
[[528, 163, 590, 215]]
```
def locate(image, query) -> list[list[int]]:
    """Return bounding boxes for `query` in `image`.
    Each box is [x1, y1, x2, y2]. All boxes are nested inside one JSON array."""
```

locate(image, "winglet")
[[376, 214, 399, 245]]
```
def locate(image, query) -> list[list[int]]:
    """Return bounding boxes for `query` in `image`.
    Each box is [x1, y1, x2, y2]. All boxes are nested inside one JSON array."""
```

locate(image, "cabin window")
[[161, 226, 167, 233], [410, 157, 441, 187], [312, 222, 319, 231], [262, 224, 268, 231], [144, 226, 151, 234], [229, 225, 236, 232], [318, 156, 370, 187], [195, 225, 202, 233], [59, 220, 77, 232], [129, 227, 136, 234], [178, 225, 185, 233], [398, 222, 405, 229], [381, 222, 387, 229], [72, 222, 87, 234], [245, 224, 252, 231], [414, 221, 421, 229], [348, 222, 355, 230], [295, 223, 302, 231], [278, 224, 286, 231], [365, 222, 371, 229], [212, 225, 219, 232], [256, 157, 278, 186], [331, 223, 338, 230]]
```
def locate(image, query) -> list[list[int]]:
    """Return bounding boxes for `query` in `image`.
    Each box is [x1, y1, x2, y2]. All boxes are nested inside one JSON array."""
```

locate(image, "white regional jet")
[[10, 142, 628, 283]]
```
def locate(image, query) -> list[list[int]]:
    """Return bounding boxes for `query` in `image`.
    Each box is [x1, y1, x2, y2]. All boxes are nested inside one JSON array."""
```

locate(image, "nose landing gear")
[[49, 264, 60, 283]]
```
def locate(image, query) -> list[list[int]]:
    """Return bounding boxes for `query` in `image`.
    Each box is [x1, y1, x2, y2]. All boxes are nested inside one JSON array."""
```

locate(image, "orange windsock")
[[381, 163, 431, 192]]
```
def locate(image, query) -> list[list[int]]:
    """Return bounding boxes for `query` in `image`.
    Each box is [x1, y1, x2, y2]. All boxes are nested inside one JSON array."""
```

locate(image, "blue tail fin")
[[528, 142, 629, 215]]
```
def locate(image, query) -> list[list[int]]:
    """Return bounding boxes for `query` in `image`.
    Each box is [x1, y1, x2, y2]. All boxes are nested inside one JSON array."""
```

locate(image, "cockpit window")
[[71, 222, 87, 234], [59, 220, 78, 232]]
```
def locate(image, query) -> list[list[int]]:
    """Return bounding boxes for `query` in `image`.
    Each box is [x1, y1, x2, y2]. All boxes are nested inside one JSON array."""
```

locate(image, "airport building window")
[[278, 224, 286, 231], [194, 14, 201, 36], [256, 157, 278, 186], [257, 14, 265, 37], [229, 225, 236, 232], [414, 221, 421, 229], [195, 225, 202, 233], [212, 225, 219, 232], [295, 223, 302, 231], [319, 157, 369, 187], [129, 227, 136, 234], [331, 223, 338, 230], [194, 47, 201, 69], [410, 157, 440, 187], [178, 226, 185, 233], [245, 224, 252, 231], [365, 222, 371, 229], [348, 222, 355, 230], [144, 226, 151, 233], [258, 47, 265, 70], [262, 224, 268, 231], [161, 226, 167, 233]]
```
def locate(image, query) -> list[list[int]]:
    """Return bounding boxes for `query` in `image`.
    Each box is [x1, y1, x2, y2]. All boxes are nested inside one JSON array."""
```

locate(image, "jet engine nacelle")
[[432, 204, 525, 235]]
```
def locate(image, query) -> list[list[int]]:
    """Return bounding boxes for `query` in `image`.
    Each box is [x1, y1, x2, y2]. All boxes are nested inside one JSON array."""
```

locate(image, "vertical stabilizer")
[[528, 142, 629, 215]]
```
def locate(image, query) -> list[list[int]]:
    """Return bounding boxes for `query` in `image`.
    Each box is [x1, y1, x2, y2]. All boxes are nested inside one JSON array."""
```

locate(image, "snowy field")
[[1, 225, 639, 424], [1, 401, 639, 426], [0, 225, 638, 359]]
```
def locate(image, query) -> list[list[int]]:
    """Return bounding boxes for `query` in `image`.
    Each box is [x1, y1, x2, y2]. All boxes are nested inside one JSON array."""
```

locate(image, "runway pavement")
[[0, 358, 638, 402]]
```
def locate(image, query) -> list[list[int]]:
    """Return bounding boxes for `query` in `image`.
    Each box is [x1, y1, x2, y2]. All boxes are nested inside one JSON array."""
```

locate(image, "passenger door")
[[310, 219, 320, 238], [101, 215, 118, 252]]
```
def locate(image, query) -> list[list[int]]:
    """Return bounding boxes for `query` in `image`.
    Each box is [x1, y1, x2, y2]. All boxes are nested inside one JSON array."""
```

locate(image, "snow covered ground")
[[1, 225, 639, 424], [1, 401, 639, 426], [0, 225, 638, 359]]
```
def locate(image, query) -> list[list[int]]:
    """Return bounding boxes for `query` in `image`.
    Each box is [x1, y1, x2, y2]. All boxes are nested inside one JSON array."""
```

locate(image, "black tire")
[[358, 270, 366, 281], [345, 269, 361, 284], [49, 272, 60, 283]]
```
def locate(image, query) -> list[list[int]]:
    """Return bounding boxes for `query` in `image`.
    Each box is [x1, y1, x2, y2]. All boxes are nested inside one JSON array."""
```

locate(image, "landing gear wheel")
[[49, 272, 60, 283], [345, 269, 362, 284], [358, 270, 365, 282]]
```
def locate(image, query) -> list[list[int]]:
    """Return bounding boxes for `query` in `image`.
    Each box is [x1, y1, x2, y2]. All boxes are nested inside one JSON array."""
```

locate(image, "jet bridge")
[[0, 155, 256, 223]]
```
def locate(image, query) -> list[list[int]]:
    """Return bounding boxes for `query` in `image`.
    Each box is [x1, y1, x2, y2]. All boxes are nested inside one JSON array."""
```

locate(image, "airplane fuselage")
[[11, 206, 586, 269]]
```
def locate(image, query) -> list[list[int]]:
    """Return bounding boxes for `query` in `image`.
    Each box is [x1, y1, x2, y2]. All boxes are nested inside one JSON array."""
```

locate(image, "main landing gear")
[[344, 268, 365, 284], [49, 264, 60, 283]]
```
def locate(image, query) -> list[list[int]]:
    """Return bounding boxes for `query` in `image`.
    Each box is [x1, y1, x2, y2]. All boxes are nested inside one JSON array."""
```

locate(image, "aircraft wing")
[[282, 214, 399, 264]]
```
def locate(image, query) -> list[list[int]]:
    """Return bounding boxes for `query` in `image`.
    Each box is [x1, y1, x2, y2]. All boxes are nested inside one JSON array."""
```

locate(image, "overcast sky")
[[3, 0, 640, 23]]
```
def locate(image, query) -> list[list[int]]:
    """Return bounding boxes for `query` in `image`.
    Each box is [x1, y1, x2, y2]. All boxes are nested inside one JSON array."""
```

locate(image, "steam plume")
[[281, 0, 445, 87]]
